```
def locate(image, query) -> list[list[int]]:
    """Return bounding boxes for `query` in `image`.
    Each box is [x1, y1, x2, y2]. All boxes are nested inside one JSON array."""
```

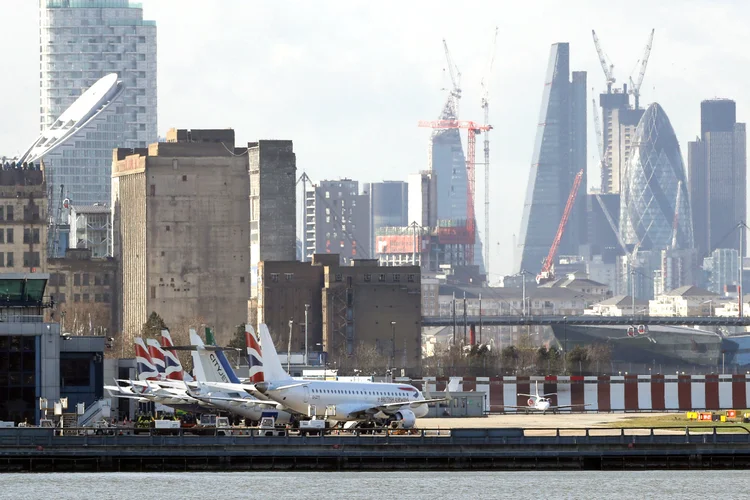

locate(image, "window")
[[393, 274, 400, 282], [6, 205, 12, 221], [150, 286, 156, 299], [6, 253, 13, 267], [165, 225, 170, 232], [285, 273, 293, 281], [74, 274, 80, 286], [102, 293, 109, 303], [407, 274, 415, 283], [335, 274, 343, 282], [103, 274, 110, 286], [0, 253, 4, 267], [5, 229, 12, 244], [82, 273, 89, 286], [378, 273, 385, 282], [74, 294, 80, 303], [240, 276, 245, 283], [60, 358, 90, 387], [182, 175, 187, 181], [150, 184, 155, 195], [33, 228, 40, 244], [94, 294, 101, 303], [0, 231, 4, 244], [364, 273, 371, 282], [22, 252, 40, 268], [0, 206, 4, 220], [57, 293, 66, 303], [82, 293, 89, 302], [270, 273, 279, 283]]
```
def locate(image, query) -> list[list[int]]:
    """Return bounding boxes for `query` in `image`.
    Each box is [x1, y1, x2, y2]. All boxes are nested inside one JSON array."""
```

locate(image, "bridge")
[[421, 315, 750, 327]]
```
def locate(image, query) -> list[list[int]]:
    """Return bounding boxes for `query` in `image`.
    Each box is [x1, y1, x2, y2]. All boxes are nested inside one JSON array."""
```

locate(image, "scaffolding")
[[69, 204, 111, 258]]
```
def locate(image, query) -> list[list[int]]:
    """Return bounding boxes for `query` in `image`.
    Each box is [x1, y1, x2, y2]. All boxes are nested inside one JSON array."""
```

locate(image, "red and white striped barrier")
[[403, 375, 750, 412]]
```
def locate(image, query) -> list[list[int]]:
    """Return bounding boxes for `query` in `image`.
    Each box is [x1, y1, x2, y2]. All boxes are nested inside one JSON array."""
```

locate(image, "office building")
[[363, 181, 407, 256], [516, 43, 587, 274], [688, 99, 746, 258], [620, 103, 694, 251], [304, 179, 370, 266], [112, 129, 251, 345], [703, 248, 739, 295], [39, 0, 157, 209]]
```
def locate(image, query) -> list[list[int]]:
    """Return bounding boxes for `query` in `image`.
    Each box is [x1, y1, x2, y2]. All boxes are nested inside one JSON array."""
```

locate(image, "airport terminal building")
[[0, 274, 104, 423]]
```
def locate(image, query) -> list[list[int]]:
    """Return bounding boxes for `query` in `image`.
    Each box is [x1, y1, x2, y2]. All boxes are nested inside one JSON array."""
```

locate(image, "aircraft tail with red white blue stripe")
[[134, 337, 159, 381], [245, 324, 264, 383], [160, 329, 193, 381]]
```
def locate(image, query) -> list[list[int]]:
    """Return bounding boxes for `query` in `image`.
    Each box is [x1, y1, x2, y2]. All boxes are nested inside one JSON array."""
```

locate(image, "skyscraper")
[[688, 99, 746, 258], [40, 0, 157, 209], [363, 181, 407, 256], [516, 43, 587, 274], [620, 103, 693, 251]]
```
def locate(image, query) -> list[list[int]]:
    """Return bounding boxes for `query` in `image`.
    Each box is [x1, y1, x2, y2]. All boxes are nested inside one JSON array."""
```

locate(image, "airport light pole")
[[287, 319, 293, 373], [304, 304, 310, 364], [390, 321, 396, 375]]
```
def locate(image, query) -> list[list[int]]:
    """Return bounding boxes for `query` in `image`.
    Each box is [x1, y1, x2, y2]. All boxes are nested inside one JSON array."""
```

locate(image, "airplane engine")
[[392, 409, 417, 429]]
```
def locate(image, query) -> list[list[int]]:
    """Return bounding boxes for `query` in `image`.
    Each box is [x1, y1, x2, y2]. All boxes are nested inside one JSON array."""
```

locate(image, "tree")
[[142, 311, 167, 338], [566, 345, 589, 374], [228, 324, 246, 350]]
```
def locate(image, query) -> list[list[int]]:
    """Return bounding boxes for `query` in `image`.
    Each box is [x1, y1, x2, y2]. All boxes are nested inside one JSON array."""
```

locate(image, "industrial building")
[[69, 204, 111, 258], [39, 0, 157, 210], [112, 129, 252, 345], [255, 254, 421, 375], [688, 99, 747, 259], [304, 179, 370, 265], [516, 42, 587, 275], [47, 248, 117, 336]]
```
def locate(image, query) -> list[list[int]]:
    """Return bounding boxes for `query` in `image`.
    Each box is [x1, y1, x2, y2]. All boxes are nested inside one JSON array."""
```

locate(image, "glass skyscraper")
[[39, 0, 157, 210], [620, 103, 694, 251], [516, 43, 587, 274]]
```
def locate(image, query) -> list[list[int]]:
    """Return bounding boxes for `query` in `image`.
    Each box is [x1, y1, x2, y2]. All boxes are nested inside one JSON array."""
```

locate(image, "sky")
[[1, 0, 749, 282]]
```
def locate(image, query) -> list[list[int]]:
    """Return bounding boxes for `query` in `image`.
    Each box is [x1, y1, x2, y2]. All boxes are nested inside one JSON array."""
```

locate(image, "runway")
[[418, 412, 675, 430]]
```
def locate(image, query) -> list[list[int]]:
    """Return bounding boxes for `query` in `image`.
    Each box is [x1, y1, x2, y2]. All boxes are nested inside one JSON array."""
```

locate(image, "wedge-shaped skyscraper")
[[620, 103, 694, 250], [516, 43, 587, 274]]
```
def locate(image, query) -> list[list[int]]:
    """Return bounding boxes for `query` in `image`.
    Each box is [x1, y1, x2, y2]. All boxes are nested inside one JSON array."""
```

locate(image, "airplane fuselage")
[[260, 380, 430, 421]]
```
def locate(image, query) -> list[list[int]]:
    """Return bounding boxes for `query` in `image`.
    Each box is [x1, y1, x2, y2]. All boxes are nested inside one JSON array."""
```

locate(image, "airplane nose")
[[255, 382, 269, 394]]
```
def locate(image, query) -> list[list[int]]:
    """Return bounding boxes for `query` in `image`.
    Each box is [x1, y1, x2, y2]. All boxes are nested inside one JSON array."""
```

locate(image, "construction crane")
[[592, 29, 615, 93], [536, 169, 584, 285], [442, 39, 461, 118], [671, 180, 682, 249], [418, 119, 493, 263], [480, 27, 498, 279], [628, 29, 655, 109]]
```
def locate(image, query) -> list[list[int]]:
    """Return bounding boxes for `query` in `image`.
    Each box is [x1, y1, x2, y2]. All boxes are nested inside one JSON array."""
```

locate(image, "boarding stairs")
[[77, 399, 112, 428]]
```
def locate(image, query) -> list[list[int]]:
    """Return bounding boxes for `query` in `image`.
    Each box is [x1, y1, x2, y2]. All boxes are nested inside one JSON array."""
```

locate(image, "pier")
[[2, 426, 750, 472]]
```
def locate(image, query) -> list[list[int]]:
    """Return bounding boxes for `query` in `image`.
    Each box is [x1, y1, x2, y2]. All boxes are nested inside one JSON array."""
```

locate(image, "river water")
[[0, 471, 747, 499]]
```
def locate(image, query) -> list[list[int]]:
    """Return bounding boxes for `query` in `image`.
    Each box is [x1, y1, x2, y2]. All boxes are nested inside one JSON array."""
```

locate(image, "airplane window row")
[[312, 389, 402, 396]]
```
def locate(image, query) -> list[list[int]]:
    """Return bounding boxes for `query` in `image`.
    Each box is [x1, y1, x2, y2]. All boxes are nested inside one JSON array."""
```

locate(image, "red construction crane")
[[536, 169, 584, 285], [418, 120, 492, 252]]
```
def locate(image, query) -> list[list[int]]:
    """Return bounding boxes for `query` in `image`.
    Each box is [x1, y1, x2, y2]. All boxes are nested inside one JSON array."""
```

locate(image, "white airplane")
[[253, 324, 446, 429], [501, 381, 590, 414]]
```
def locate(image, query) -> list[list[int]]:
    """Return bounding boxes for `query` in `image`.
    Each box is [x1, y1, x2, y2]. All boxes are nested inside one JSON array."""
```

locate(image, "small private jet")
[[501, 381, 590, 414]]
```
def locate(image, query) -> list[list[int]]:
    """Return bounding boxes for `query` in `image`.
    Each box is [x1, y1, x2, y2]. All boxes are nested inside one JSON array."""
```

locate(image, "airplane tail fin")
[[146, 338, 166, 376], [160, 329, 190, 381], [245, 324, 264, 383], [134, 337, 159, 381], [258, 323, 291, 382], [190, 328, 241, 384], [189, 328, 207, 382], [205, 326, 217, 346]]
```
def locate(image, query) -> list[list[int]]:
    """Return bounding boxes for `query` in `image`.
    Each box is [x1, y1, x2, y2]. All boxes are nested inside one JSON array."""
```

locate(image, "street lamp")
[[390, 321, 396, 376], [563, 316, 568, 373]]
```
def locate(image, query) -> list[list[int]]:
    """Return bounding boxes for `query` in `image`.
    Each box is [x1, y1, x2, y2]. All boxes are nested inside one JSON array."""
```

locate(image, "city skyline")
[[1, 0, 749, 279]]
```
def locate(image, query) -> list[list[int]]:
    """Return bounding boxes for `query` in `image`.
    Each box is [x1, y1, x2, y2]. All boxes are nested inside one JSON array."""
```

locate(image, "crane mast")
[[480, 27, 497, 280], [671, 180, 682, 249], [536, 169, 584, 284], [442, 39, 461, 118]]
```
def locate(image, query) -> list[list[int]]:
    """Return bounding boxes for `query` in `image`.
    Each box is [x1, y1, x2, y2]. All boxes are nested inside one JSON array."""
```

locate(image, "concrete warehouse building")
[[112, 129, 275, 345]]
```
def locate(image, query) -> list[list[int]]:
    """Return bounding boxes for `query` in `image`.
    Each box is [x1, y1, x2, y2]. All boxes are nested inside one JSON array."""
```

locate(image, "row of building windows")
[[52, 292, 110, 304], [361, 273, 416, 283], [0, 251, 38, 267]]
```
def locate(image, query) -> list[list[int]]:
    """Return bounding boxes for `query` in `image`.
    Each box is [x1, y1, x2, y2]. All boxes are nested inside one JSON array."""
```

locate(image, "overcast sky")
[[1, 0, 748, 280]]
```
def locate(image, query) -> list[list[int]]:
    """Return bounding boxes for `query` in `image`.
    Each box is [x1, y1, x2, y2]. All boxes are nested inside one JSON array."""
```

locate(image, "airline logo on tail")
[[134, 337, 159, 381], [146, 338, 167, 376], [160, 329, 189, 381], [245, 324, 264, 383]]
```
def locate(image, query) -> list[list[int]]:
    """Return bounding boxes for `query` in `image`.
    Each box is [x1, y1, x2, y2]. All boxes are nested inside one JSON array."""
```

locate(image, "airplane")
[[501, 381, 590, 414], [160, 329, 193, 381], [252, 323, 446, 429], [185, 327, 294, 424]]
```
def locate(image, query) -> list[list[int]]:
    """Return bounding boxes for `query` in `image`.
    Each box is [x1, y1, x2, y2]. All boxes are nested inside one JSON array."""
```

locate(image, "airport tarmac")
[[417, 412, 674, 430]]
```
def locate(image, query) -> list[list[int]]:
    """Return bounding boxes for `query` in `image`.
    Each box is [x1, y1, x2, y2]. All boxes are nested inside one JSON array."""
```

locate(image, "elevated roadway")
[[421, 315, 750, 327]]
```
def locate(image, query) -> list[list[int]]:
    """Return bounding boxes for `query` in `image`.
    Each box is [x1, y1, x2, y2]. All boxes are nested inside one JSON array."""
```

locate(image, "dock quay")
[[2, 426, 750, 472]]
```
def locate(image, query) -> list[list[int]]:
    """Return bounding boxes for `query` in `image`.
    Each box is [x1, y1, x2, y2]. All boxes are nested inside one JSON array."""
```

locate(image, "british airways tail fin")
[[160, 329, 191, 381], [258, 323, 291, 382], [134, 337, 159, 381], [146, 338, 166, 376]]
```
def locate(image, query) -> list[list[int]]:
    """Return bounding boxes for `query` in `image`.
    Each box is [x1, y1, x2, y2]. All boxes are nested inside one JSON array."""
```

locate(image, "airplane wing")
[[550, 403, 591, 410], [495, 405, 535, 410], [377, 397, 447, 410]]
